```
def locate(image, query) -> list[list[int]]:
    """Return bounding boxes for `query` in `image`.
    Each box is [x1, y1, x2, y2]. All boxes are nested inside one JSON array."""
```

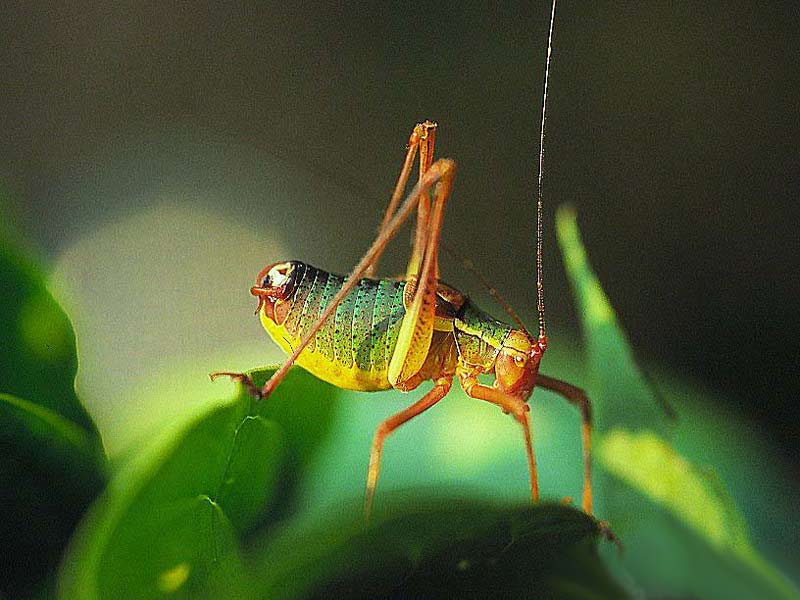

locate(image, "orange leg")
[[365, 376, 452, 522], [459, 373, 539, 504], [211, 158, 457, 400], [388, 148, 455, 388], [366, 120, 437, 278], [537, 374, 593, 514], [408, 121, 437, 279], [209, 371, 260, 396], [249, 159, 457, 399]]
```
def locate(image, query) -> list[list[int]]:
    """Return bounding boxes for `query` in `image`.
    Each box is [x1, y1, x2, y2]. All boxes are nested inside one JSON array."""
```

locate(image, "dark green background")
[[1, 2, 797, 467]]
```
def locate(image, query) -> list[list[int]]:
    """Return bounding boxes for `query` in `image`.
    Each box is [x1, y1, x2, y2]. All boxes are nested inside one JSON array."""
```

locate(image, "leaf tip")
[[598, 428, 751, 554], [555, 204, 617, 327]]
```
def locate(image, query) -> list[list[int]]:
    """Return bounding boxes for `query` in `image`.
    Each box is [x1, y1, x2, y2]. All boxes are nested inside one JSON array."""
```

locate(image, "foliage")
[[58, 367, 620, 600], [2, 213, 798, 599], [0, 239, 106, 597], [557, 206, 799, 600]]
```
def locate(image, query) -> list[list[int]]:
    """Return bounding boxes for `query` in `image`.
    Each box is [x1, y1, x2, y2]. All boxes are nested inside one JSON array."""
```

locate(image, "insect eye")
[[264, 264, 292, 288]]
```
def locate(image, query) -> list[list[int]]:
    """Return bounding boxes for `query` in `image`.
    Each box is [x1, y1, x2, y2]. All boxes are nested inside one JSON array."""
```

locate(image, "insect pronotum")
[[211, 0, 593, 521]]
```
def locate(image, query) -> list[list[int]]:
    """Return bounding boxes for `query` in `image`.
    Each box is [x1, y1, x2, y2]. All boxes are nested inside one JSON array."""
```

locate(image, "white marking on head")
[[267, 262, 292, 287]]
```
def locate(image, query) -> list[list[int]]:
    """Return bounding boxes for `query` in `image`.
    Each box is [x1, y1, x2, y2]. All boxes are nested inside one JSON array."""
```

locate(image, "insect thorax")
[[453, 299, 514, 373]]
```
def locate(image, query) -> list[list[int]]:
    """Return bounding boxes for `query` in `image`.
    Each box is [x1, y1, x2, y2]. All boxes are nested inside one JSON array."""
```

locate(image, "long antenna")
[[536, 0, 557, 342]]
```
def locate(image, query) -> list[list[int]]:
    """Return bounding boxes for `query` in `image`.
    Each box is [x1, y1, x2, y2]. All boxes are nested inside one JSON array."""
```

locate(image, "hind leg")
[[366, 120, 437, 277], [365, 376, 452, 522]]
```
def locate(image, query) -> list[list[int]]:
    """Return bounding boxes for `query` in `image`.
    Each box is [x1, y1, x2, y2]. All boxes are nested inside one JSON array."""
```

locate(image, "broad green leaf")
[[1, 228, 107, 597], [1, 394, 106, 597], [244, 368, 339, 520], [0, 238, 98, 436], [599, 429, 750, 552], [59, 367, 339, 600], [599, 429, 798, 599], [556, 206, 799, 600], [250, 501, 629, 600]]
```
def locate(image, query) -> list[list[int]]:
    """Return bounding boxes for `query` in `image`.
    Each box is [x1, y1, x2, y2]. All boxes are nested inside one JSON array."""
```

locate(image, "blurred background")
[[0, 1, 797, 478]]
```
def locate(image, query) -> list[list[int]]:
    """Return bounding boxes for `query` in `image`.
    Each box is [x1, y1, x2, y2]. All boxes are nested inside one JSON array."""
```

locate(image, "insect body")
[[256, 262, 407, 392], [212, 1, 593, 521], [214, 122, 592, 520], [249, 249, 551, 520], [253, 259, 542, 396]]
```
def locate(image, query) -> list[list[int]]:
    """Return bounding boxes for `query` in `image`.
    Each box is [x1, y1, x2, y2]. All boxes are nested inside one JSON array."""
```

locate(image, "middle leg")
[[458, 372, 539, 504]]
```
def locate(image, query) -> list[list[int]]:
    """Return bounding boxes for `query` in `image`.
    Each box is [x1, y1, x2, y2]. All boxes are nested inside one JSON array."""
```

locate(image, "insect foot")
[[209, 371, 262, 400], [596, 520, 623, 553]]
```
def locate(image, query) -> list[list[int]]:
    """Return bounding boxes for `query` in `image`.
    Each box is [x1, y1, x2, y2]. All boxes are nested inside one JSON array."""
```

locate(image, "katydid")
[[212, 0, 593, 521]]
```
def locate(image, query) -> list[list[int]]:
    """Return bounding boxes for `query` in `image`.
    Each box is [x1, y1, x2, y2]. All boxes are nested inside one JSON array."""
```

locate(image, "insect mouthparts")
[[250, 286, 267, 315]]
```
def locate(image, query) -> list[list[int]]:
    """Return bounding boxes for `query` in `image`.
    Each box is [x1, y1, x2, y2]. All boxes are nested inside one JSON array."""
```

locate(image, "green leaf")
[[1, 394, 106, 597], [244, 368, 339, 520], [1, 229, 107, 597], [0, 239, 98, 436], [250, 501, 629, 600], [599, 429, 751, 552], [554, 206, 668, 434], [556, 206, 799, 600], [598, 429, 799, 599], [59, 367, 339, 600], [56, 361, 627, 599]]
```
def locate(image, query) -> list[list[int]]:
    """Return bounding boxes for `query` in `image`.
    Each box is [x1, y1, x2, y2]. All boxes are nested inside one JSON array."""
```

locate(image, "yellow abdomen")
[[260, 311, 393, 392]]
